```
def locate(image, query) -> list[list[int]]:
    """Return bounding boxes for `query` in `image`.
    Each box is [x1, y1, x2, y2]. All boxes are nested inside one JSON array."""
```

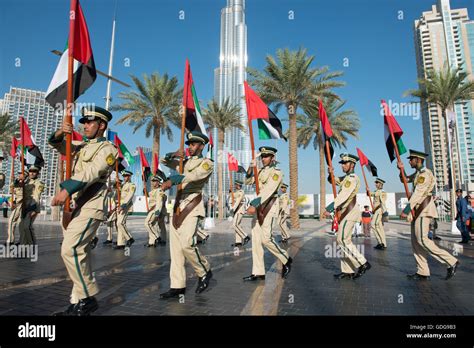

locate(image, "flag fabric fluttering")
[[244, 81, 268, 120], [107, 130, 117, 142], [382, 100, 407, 162], [356, 147, 378, 177], [114, 135, 135, 171], [183, 59, 206, 134], [207, 129, 214, 160], [227, 153, 239, 172], [10, 138, 19, 158], [19, 118, 44, 167], [138, 147, 151, 181], [60, 130, 85, 160], [319, 100, 334, 166], [152, 153, 159, 175], [45, 0, 97, 108], [237, 165, 247, 174]]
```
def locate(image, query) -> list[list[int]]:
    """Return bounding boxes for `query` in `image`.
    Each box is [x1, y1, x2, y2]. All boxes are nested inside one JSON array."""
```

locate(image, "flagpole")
[[115, 157, 121, 215], [359, 163, 374, 211], [387, 121, 411, 200], [139, 148, 150, 211], [228, 167, 235, 206], [20, 118, 25, 218], [64, 0, 78, 217], [325, 140, 337, 198], [10, 150, 15, 203], [247, 115, 260, 195]]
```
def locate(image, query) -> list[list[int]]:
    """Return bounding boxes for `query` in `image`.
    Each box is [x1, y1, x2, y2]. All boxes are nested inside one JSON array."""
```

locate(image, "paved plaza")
[[0, 216, 472, 316]]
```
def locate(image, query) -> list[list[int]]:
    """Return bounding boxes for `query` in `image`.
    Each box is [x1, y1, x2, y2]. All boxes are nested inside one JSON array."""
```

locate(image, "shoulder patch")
[[106, 153, 115, 166], [344, 180, 351, 188], [202, 161, 211, 171], [417, 176, 425, 184], [272, 173, 279, 181]]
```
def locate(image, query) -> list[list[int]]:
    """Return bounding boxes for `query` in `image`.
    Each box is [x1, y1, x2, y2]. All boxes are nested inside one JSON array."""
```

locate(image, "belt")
[[413, 196, 431, 221], [338, 196, 357, 221]]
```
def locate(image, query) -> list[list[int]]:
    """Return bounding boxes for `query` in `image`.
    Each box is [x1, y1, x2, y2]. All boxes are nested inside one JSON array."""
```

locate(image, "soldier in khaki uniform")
[[144, 175, 167, 247], [155, 178, 168, 245], [277, 183, 291, 243], [103, 181, 119, 246], [398, 149, 459, 280], [114, 170, 135, 250], [243, 147, 292, 281], [6, 172, 24, 245], [18, 165, 44, 245], [159, 131, 214, 299], [231, 180, 250, 247], [324, 153, 371, 280], [371, 178, 388, 250], [50, 106, 118, 316]]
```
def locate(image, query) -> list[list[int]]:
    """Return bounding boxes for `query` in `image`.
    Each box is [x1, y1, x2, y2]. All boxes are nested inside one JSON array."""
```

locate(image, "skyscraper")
[[0, 86, 63, 197], [414, 0, 474, 191], [212, 0, 249, 208]]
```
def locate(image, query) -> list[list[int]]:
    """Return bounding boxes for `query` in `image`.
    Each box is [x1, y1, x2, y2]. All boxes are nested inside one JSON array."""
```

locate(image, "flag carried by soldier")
[[319, 99, 334, 166], [19, 117, 44, 168], [45, 0, 96, 108], [183, 59, 206, 134], [114, 134, 135, 171], [382, 99, 407, 162], [356, 148, 378, 177]]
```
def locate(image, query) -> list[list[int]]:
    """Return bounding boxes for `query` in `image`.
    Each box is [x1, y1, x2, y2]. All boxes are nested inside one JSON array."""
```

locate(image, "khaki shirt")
[[402, 167, 438, 219], [11, 181, 24, 205], [24, 177, 45, 213], [162, 154, 213, 216], [49, 133, 118, 220], [149, 187, 167, 215], [329, 172, 360, 211], [245, 164, 282, 208], [120, 181, 136, 208], [371, 189, 387, 212], [232, 189, 246, 214]]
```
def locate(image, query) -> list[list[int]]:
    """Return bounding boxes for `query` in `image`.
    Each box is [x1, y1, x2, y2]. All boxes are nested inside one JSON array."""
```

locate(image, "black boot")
[[407, 273, 430, 280], [68, 297, 99, 316], [90, 237, 98, 249], [242, 236, 251, 245], [126, 238, 135, 247], [282, 257, 293, 278], [195, 270, 213, 293], [353, 262, 371, 279], [333, 272, 354, 280], [52, 304, 76, 316], [102, 240, 113, 246], [160, 288, 186, 299], [243, 274, 265, 281], [446, 261, 460, 280]]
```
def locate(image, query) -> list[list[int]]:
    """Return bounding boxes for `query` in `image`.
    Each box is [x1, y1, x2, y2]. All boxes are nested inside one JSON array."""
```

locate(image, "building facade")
[[414, 0, 474, 191]]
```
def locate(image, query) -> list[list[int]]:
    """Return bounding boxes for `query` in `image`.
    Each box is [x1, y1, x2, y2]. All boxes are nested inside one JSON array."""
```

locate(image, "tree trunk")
[[152, 123, 161, 174], [217, 130, 224, 220], [51, 159, 63, 221], [319, 136, 326, 220], [288, 104, 300, 229]]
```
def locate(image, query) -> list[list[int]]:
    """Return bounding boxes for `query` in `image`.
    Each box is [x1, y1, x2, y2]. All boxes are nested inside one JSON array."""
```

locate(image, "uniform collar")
[[416, 166, 425, 173], [190, 154, 203, 159], [88, 137, 106, 144]]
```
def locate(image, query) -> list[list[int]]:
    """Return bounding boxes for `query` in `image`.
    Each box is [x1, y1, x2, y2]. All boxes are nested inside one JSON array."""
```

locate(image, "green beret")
[[339, 153, 359, 164], [185, 131, 209, 145], [79, 106, 113, 124], [259, 146, 277, 156], [407, 149, 428, 160], [375, 178, 385, 184]]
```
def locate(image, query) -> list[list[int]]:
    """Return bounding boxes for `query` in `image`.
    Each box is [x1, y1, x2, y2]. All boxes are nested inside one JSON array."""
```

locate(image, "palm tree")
[[405, 64, 474, 219], [248, 48, 344, 228], [294, 97, 359, 219], [203, 98, 243, 219], [0, 113, 19, 154], [111, 72, 181, 173]]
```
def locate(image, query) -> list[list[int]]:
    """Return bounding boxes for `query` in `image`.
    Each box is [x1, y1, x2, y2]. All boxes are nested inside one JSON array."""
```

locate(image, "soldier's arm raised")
[[326, 177, 357, 213], [167, 159, 213, 188], [248, 170, 282, 209]]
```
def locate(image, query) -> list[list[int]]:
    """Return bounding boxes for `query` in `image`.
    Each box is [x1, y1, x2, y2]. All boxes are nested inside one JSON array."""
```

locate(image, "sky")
[[1, 0, 473, 193]]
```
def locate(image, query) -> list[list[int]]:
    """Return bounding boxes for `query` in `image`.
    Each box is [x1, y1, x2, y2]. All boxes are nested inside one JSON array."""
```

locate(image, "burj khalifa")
[[212, 0, 250, 206]]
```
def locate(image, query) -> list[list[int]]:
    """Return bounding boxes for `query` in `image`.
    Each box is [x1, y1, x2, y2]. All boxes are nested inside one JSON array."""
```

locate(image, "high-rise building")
[[212, 0, 250, 208], [0, 86, 63, 197], [414, 0, 474, 191]]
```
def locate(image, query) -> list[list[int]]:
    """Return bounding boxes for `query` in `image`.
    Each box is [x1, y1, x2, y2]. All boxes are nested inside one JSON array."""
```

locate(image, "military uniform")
[[277, 183, 291, 241], [116, 171, 135, 248], [244, 147, 291, 281], [0, 172, 5, 190], [326, 154, 370, 279], [104, 185, 118, 244], [50, 106, 118, 312], [160, 132, 213, 298], [371, 178, 387, 249], [231, 182, 249, 246], [7, 178, 23, 244], [18, 167, 44, 245], [144, 176, 167, 246], [401, 150, 458, 279]]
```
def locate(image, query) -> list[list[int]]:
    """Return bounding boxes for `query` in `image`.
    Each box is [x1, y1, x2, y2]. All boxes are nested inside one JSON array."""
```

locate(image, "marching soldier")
[[324, 153, 371, 280], [18, 165, 44, 245], [114, 170, 135, 250], [371, 178, 387, 250], [159, 131, 214, 299], [6, 171, 24, 245], [155, 177, 168, 245], [278, 183, 291, 243], [243, 147, 292, 281], [103, 181, 119, 246], [50, 106, 118, 315], [144, 175, 166, 247], [231, 180, 250, 247], [398, 149, 459, 280]]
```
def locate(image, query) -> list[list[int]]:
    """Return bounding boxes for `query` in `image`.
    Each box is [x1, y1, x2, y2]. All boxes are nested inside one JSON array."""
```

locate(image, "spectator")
[[361, 205, 372, 238], [455, 189, 471, 244], [467, 193, 474, 236], [2, 198, 8, 218]]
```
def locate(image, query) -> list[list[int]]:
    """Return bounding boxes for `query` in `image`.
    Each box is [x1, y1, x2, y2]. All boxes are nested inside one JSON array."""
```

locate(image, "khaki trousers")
[[144, 211, 159, 244], [169, 215, 210, 289], [157, 215, 167, 241], [61, 214, 101, 303], [337, 217, 367, 274], [106, 210, 117, 241], [371, 209, 386, 246], [117, 208, 132, 246], [411, 216, 458, 276], [19, 212, 36, 245], [251, 203, 289, 276], [7, 206, 21, 244], [277, 212, 291, 239], [232, 211, 247, 243]]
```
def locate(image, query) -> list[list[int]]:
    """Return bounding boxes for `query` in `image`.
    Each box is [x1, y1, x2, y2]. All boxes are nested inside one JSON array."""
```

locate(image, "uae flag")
[[114, 135, 135, 171], [243, 81, 286, 141], [356, 147, 378, 177], [60, 130, 85, 160], [183, 59, 206, 134], [382, 100, 407, 162], [10, 137, 19, 158], [19, 117, 44, 168], [206, 129, 214, 160], [319, 99, 334, 166], [45, 0, 96, 108], [227, 153, 239, 172], [138, 147, 151, 181]]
